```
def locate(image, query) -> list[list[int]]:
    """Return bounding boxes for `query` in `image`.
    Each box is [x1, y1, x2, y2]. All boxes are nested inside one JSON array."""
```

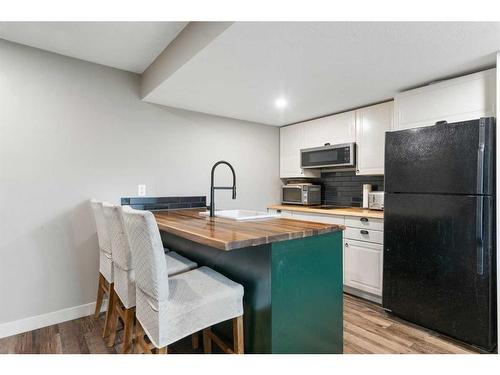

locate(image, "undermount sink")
[[199, 209, 280, 221]]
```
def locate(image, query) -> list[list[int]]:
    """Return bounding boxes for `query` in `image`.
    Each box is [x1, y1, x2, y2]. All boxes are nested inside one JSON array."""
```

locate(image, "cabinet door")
[[343, 239, 383, 296], [393, 69, 496, 131], [304, 111, 356, 148], [280, 124, 320, 178], [280, 124, 301, 178], [355, 102, 393, 175]]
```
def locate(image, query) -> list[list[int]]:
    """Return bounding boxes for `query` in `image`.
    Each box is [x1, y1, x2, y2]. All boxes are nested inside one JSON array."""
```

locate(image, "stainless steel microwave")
[[300, 142, 356, 169], [282, 184, 321, 205]]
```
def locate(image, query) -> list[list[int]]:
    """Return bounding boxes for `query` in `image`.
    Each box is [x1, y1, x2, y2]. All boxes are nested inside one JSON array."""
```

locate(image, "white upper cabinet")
[[393, 69, 496, 131], [279, 111, 355, 178], [355, 101, 393, 176], [280, 123, 320, 178], [304, 110, 356, 148]]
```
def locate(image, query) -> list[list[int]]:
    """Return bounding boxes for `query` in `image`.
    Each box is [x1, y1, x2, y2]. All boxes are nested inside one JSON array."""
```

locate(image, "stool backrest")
[[102, 203, 133, 270], [120, 206, 169, 301], [90, 199, 111, 254]]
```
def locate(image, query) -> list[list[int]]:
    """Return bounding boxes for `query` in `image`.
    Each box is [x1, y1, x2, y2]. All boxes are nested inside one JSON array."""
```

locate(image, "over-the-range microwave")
[[301, 142, 356, 169]]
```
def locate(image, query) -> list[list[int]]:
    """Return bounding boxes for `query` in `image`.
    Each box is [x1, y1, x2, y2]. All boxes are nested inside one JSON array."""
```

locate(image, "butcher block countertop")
[[153, 208, 344, 251], [268, 204, 384, 220]]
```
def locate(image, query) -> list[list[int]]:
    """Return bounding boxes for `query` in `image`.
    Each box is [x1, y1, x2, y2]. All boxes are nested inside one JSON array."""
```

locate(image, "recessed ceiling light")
[[275, 98, 288, 109]]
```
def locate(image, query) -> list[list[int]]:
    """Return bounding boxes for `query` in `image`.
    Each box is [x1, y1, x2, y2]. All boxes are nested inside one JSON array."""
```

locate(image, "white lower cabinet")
[[343, 239, 383, 298]]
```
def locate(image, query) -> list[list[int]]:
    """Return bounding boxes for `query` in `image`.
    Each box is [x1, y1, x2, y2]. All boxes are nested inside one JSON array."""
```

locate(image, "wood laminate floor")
[[343, 294, 481, 354], [0, 294, 483, 354]]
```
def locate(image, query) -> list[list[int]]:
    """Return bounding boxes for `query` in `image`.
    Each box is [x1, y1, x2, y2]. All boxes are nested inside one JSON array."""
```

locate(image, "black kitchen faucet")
[[208, 160, 236, 217]]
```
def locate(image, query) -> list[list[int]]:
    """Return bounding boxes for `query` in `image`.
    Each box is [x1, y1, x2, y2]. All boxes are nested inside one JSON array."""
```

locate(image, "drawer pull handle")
[[360, 230, 369, 235], [345, 243, 349, 247], [360, 217, 369, 222]]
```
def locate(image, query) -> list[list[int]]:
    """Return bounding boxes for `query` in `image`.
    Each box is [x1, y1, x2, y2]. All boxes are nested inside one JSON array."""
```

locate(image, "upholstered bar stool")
[[90, 199, 116, 339], [121, 206, 245, 354], [103, 203, 198, 353]]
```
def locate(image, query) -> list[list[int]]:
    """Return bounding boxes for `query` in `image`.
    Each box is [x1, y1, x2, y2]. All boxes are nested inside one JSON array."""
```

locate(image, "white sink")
[[199, 209, 280, 221]]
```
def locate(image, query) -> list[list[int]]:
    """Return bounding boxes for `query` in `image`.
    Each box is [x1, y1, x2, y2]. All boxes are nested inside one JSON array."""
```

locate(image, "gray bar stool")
[[89, 199, 115, 340], [121, 206, 245, 354], [102, 203, 197, 353]]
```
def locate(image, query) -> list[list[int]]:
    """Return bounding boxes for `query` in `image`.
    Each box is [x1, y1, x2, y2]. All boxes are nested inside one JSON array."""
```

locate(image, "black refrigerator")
[[383, 117, 497, 351]]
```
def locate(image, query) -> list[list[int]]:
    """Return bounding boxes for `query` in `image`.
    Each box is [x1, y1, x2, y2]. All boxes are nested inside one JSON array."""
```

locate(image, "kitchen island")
[[153, 208, 344, 354]]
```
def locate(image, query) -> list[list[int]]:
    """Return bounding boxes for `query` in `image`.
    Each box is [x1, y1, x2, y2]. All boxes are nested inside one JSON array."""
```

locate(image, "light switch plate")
[[138, 184, 146, 197]]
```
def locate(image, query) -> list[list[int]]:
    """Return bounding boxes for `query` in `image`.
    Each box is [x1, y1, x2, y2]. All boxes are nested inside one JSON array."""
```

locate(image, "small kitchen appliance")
[[368, 191, 384, 210], [282, 183, 321, 205]]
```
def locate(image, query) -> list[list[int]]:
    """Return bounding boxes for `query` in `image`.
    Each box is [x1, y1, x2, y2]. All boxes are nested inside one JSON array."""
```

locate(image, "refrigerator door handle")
[[476, 120, 486, 194], [476, 197, 484, 275]]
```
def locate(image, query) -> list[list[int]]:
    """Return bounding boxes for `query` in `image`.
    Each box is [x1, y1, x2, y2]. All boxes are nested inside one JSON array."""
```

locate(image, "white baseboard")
[[0, 300, 108, 339], [344, 286, 382, 304]]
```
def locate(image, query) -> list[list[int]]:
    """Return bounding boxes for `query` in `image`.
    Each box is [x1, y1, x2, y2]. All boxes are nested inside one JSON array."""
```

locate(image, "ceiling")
[[144, 22, 500, 126], [1, 22, 499, 126], [0, 22, 187, 73]]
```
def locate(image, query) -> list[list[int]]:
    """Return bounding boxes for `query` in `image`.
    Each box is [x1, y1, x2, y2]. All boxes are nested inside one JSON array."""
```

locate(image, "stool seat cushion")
[[165, 251, 197, 277], [136, 266, 244, 348]]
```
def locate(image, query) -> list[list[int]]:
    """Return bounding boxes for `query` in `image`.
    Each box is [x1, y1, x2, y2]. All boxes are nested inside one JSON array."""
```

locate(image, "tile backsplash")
[[319, 171, 384, 207], [121, 196, 206, 210]]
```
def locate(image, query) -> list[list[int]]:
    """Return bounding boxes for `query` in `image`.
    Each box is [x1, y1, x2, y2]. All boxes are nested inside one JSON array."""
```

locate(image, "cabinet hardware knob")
[[360, 217, 368, 222], [360, 230, 369, 235], [345, 243, 349, 247]]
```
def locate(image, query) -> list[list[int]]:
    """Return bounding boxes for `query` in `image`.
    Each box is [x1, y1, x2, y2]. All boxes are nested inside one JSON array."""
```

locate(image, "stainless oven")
[[282, 184, 321, 205], [301, 142, 356, 169]]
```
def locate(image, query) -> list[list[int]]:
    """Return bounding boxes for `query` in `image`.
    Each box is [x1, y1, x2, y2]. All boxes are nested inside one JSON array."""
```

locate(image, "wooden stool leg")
[[203, 328, 212, 354], [105, 295, 120, 348], [121, 308, 135, 354], [191, 332, 199, 350], [102, 283, 116, 338], [232, 315, 244, 354], [94, 274, 105, 319], [154, 347, 167, 354], [134, 319, 145, 354], [134, 318, 161, 354]]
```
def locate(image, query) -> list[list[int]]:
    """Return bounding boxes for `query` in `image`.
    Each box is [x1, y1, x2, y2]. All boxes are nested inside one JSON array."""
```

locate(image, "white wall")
[[0, 39, 281, 334]]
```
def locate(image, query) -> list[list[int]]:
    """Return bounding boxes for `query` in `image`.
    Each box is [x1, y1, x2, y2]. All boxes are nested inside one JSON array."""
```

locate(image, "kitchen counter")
[[268, 204, 384, 219], [153, 208, 343, 250], [155, 208, 344, 354]]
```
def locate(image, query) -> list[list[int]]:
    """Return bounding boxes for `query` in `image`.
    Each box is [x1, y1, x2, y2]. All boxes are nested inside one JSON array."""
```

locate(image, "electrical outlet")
[[138, 184, 146, 197]]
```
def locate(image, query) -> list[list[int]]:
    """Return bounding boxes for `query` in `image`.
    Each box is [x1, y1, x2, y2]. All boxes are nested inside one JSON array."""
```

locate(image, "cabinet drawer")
[[345, 216, 383, 231], [344, 227, 383, 244], [291, 212, 345, 225], [280, 210, 294, 219]]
